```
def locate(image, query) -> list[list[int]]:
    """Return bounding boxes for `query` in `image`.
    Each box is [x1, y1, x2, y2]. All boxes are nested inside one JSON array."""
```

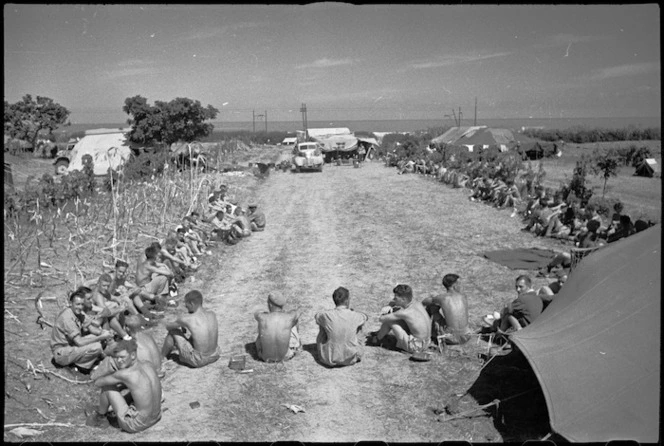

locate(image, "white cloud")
[[102, 67, 159, 80], [590, 62, 659, 80], [180, 22, 265, 41], [548, 33, 607, 45], [295, 58, 355, 69], [410, 52, 511, 69], [116, 59, 149, 67]]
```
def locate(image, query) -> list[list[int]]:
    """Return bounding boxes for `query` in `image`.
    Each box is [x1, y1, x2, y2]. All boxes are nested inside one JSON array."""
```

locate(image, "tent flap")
[[511, 226, 661, 443], [67, 132, 133, 176]]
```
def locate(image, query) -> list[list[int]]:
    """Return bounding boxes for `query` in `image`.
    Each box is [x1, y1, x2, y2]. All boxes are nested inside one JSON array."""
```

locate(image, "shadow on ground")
[[467, 347, 552, 442]]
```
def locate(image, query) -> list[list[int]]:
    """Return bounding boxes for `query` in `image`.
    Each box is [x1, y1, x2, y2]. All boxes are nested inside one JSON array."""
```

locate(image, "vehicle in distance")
[[292, 141, 324, 172]]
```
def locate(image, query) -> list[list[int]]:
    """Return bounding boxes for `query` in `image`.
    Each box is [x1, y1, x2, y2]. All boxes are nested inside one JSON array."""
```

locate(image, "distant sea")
[[61, 116, 661, 136]]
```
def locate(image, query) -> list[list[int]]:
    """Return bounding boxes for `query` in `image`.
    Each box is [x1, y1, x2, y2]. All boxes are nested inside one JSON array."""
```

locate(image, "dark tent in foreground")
[[511, 226, 661, 442]]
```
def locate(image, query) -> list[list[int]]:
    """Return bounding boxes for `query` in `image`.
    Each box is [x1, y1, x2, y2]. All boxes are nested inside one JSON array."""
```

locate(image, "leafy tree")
[[122, 96, 219, 147], [567, 153, 594, 206], [591, 148, 620, 198], [4, 95, 70, 148]]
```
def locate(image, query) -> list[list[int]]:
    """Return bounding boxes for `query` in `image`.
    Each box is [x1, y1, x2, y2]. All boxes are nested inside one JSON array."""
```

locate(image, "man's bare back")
[[135, 259, 154, 287], [431, 292, 469, 332], [114, 360, 161, 418], [254, 311, 298, 361], [135, 332, 162, 372], [392, 301, 431, 340], [177, 308, 218, 356]]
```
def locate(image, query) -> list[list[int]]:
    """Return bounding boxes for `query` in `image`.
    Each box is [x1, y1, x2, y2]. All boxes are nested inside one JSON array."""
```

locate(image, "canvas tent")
[[634, 158, 661, 178], [67, 129, 134, 176], [513, 133, 559, 160], [431, 126, 516, 152], [510, 226, 661, 442], [297, 127, 377, 161]]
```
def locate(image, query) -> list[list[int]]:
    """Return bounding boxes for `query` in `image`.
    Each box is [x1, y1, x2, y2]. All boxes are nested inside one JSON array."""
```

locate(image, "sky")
[[4, 3, 661, 124]]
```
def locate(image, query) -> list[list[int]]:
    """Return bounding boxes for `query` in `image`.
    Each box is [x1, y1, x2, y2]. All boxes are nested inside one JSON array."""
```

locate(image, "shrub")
[[630, 145, 652, 167], [566, 153, 594, 206], [120, 150, 171, 182], [522, 126, 661, 143], [494, 151, 524, 183]]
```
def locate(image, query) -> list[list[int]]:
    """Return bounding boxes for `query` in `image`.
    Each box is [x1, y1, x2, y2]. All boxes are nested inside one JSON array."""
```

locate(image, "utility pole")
[[474, 97, 477, 126], [458, 107, 462, 127], [300, 103, 308, 134], [451, 109, 458, 127], [254, 111, 265, 133], [252, 110, 255, 133]]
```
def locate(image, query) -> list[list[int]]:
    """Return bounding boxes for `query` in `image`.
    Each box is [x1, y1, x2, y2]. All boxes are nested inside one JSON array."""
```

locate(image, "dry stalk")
[[4, 422, 79, 429], [27, 360, 91, 385], [4, 237, 37, 282]]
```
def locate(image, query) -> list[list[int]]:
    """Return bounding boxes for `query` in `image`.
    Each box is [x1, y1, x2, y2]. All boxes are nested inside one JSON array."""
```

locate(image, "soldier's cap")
[[268, 293, 286, 307]]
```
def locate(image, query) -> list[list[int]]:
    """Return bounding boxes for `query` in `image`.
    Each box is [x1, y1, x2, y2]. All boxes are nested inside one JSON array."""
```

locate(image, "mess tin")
[[228, 354, 247, 371]]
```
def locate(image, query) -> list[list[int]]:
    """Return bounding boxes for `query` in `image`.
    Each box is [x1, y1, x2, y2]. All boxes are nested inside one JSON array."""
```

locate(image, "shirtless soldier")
[[161, 290, 221, 367], [371, 284, 431, 353], [422, 274, 472, 345], [254, 293, 300, 362], [96, 314, 164, 382], [134, 245, 173, 318], [86, 339, 162, 433]]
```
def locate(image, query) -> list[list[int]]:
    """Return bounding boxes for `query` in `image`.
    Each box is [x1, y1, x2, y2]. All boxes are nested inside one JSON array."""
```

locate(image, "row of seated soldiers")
[[519, 189, 655, 246], [394, 157, 655, 251], [48, 184, 268, 345], [45, 187, 268, 433]]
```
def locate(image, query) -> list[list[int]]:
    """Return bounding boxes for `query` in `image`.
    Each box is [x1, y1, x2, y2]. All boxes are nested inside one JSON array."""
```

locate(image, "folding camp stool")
[[437, 333, 481, 358]]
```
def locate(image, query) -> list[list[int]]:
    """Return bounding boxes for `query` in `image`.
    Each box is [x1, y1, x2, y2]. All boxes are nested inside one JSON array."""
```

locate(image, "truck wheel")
[[295, 165, 301, 173], [318, 164, 324, 172], [54, 159, 69, 175]]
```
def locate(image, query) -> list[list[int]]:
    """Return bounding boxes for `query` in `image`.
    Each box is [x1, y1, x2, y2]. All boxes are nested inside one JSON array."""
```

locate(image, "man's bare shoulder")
[[203, 307, 218, 318], [111, 366, 136, 382], [447, 291, 467, 302]]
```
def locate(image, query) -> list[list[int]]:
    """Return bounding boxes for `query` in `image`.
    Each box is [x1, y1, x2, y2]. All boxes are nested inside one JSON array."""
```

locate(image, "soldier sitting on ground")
[[369, 284, 431, 353], [422, 273, 473, 345], [246, 202, 266, 232], [51, 288, 114, 374], [86, 339, 162, 433], [315, 287, 368, 367], [254, 293, 301, 362], [161, 290, 221, 368]]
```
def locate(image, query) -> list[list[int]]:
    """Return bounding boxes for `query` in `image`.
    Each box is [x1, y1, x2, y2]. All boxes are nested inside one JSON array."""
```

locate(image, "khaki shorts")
[[173, 333, 220, 368], [395, 333, 430, 353], [141, 275, 168, 297], [117, 404, 161, 433]]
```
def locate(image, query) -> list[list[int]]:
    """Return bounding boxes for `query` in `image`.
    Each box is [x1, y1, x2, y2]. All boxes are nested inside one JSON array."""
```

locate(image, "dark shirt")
[[508, 291, 543, 327]]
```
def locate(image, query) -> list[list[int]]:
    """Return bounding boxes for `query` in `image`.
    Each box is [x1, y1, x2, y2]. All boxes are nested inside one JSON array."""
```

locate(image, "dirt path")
[[50, 161, 562, 442]]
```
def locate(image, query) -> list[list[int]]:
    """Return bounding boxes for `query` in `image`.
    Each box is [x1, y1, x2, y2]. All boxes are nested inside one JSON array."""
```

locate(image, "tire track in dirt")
[[144, 166, 390, 442], [86, 162, 564, 442]]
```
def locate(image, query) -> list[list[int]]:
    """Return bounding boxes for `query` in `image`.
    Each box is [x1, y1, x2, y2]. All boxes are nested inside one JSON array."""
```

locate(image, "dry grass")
[[537, 140, 662, 221], [4, 144, 659, 443]]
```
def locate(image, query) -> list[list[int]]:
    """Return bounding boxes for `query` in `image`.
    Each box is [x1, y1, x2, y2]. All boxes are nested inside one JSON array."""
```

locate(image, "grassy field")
[[3, 140, 661, 442], [535, 140, 662, 222]]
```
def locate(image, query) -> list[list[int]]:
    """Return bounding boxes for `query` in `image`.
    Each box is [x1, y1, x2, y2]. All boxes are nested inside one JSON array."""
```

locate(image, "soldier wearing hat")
[[247, 202, 266, 232]]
